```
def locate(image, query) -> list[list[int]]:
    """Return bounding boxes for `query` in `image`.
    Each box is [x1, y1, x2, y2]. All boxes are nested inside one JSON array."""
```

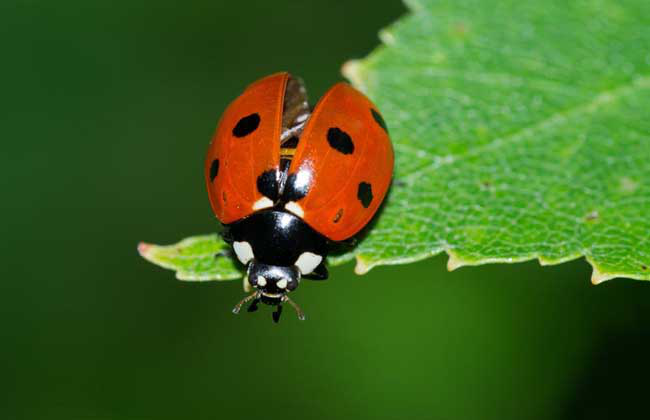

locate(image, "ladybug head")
[[248, 262, 301, 296], [231, 261, 305, 322]]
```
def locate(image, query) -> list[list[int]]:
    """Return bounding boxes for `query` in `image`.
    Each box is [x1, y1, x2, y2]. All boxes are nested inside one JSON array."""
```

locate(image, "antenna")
[[232, 291, 261, 315], [283, 296, 306, 321]]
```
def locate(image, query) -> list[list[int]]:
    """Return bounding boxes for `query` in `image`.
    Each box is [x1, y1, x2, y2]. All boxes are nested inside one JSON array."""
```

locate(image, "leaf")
[[138, 235, 240, 281], [342, 0, 650, 283], [140, 0, 650, 283]]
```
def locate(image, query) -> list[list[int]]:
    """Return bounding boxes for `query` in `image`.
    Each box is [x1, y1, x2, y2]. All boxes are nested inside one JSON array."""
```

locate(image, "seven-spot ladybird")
[[205, 72, 393, 322]]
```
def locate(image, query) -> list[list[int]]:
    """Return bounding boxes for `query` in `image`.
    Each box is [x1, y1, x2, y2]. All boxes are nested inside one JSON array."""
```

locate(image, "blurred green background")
[[3, 1, 650, 419]]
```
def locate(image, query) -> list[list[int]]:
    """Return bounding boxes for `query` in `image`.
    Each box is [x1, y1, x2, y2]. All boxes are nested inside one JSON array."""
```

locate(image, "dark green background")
[[3, 1, 650, 419]]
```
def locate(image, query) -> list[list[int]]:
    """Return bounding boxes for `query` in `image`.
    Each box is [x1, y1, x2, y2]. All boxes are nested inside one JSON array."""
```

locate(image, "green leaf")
[[140, 0, 650, 284], [138, 235, 240, 281]]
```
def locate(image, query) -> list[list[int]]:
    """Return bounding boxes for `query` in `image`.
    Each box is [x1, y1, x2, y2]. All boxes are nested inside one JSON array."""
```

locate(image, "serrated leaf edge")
[[341, 2, 650, 283], [353, 247, 650, 285]]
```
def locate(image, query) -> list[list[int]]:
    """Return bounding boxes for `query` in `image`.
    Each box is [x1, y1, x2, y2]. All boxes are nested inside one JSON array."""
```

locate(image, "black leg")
[[272, 305, 283, 323], [304, 261, 328, 280], [214, 249, 232, 259], [338, 236, 358, 249], [220, 226, 234, 243], [247, 298, 260, 312]]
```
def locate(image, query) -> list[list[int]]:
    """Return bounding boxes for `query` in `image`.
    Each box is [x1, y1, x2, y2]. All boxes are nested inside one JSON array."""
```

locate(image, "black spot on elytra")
[[283, 171, 311, 202], [326, 127, 354, 154], [357, 182, 373, 208], [257, 169, 279, 201], [233, 113, 261, 137], [371, 109, 388, 133], [209, 159, 219, 182]]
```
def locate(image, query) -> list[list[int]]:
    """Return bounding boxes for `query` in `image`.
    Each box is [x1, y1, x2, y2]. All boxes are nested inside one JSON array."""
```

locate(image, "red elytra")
[[205, 72, 393, 241], [205, 73, 285, 224]]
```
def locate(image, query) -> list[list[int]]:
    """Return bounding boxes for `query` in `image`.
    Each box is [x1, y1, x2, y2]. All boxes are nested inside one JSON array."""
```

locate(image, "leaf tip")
[[403, 0, 424, 12], [138, 242, 152, 257], [590, 266, 615, 285], [354, 255, 370, 275], [342, 59, 366, 90], [378, 29, 396, 46], [446, 251, 467, 271]]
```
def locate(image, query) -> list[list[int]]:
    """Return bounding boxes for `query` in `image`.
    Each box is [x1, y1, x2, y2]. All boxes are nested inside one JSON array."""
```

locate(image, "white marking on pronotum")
[[276, 279, 288, 289], [233, 241, 254, 264], [257, 276, 267, 287], [285, 201, 304, 217], [295, 252, 323, 275], [252, 197, 274, 211]]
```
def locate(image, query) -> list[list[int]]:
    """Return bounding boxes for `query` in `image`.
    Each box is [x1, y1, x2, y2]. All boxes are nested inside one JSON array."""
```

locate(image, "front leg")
[[303, 261, 328, 280]]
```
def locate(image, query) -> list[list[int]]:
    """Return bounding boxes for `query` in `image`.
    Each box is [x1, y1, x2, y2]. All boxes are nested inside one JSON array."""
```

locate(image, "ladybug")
[[205, 72, 393, 322]]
